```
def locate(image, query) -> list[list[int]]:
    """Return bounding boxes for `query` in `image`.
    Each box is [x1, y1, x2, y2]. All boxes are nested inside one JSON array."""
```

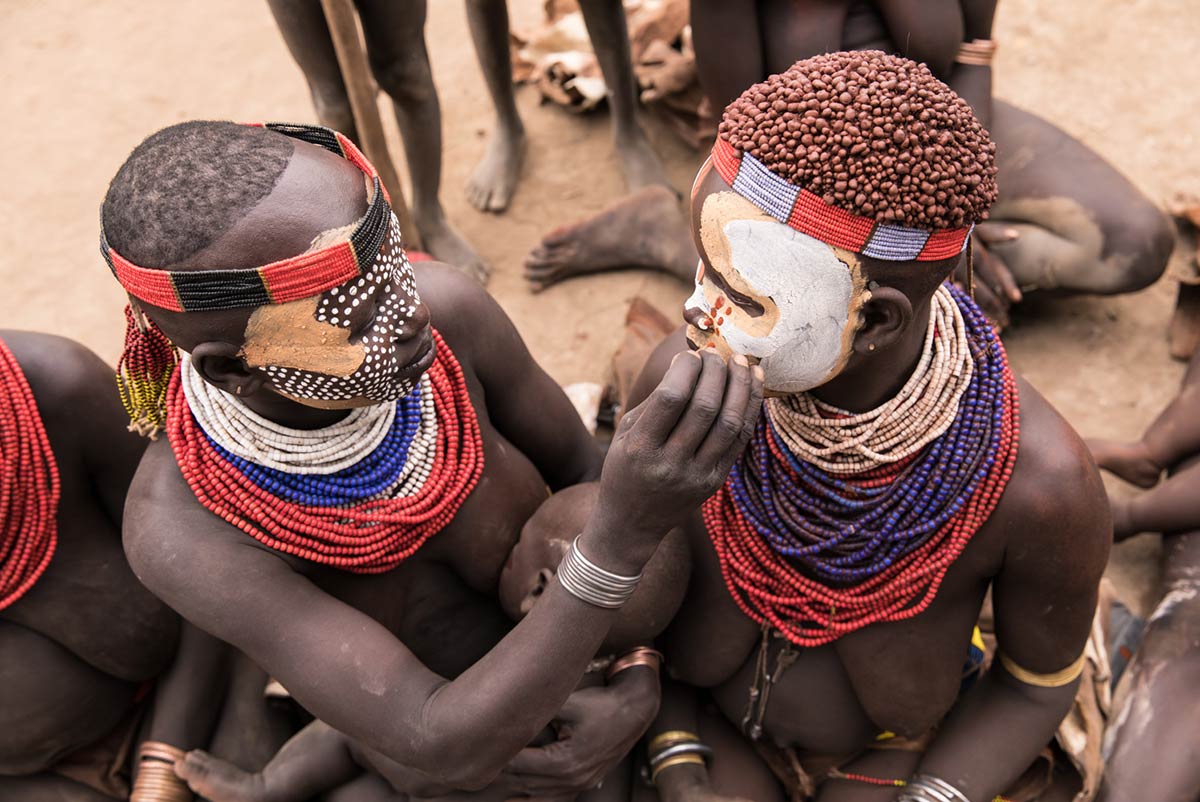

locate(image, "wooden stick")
[[319, 0, 420, 248]]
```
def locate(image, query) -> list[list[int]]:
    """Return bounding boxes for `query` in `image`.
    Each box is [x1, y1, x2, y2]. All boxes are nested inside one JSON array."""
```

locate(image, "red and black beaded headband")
[[710, 137, 973, 262], [100, 123, 393, 313]]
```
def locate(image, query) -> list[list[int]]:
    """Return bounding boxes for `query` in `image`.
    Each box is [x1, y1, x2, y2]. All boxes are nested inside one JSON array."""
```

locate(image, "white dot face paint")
[[685, 191, 867, 394]]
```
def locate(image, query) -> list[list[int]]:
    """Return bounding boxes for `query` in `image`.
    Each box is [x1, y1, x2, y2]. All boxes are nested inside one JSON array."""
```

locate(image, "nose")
[[683, 305, 713, 330]]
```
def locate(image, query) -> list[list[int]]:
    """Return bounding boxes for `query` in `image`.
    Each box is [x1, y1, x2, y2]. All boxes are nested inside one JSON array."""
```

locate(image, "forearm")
[[143, 622, 233, 750], [423, 518, 661, 786], [646, 679, 710, 802], [914, 667, 1076, 801]]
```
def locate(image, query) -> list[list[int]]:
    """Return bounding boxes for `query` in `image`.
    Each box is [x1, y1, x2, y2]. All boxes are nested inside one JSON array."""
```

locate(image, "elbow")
[[413, 732, 510, 791]]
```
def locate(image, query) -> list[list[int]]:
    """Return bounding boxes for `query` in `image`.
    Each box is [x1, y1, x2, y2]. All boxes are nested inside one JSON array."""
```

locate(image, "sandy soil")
[[2, 0, 1197, 614]]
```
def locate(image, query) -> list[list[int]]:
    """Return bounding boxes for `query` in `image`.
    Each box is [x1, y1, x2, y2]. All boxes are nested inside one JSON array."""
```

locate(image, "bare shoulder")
[[413, 262, 501, 364], [994, 375, 1109, 563], [1, 329, 115, 421], [123, 438, 289, 615]]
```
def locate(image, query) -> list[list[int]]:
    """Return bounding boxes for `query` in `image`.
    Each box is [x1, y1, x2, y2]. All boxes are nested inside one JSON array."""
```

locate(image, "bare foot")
[[175, 750, 268, 802], [417, 214, 490, 286], [466, 124, 526, 213], [614, 130, 673, 193], [524, 186, 696, 291], [1087, 438, 1163, 488]]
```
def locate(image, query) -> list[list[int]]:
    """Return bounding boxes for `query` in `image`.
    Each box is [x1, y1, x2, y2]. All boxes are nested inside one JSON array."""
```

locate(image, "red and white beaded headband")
[[710, 137, 972, 262], [101, 123, 394, 313]]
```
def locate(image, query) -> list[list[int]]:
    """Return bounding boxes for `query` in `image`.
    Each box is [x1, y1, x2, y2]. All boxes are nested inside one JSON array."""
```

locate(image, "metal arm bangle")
[[649, 742, 714, 768], [606, 646, 663, 681], [897, 774, 972, 802], [649, 753, 707, 785], [557, 535, 643, 609], [647, 729, 701, 754]]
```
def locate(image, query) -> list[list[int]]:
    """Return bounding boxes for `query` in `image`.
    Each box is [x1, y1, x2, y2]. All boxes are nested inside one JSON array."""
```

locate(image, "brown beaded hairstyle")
[[717, 50, 997, 231]]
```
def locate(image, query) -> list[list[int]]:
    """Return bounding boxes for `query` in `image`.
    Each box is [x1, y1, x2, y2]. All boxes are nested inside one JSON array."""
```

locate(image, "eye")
[[705, 266, 765, 317]]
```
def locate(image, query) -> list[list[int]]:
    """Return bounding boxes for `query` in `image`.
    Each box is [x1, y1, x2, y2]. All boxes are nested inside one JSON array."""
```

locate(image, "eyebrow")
[[706, 263, 765, 317]]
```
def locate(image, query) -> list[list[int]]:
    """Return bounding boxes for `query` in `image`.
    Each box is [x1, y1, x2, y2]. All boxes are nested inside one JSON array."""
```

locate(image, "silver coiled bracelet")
[[897, 774, 972, 802], [557, 535, 643, 608]]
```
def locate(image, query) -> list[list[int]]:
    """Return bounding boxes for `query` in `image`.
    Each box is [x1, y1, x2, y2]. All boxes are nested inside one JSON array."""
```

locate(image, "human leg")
[[464, 0, 526, 213], [0, 621, 136, 777], [1111, 459, 1200, 540], [984, 101, 1173, 297], [524, 185, 698, 290], [1099, 529, 1200, 802], [1090, 344, 1200, 487], [266, 0, 359, 142], [757, 0, 851, 76], [577, 0, 671, 191], [689, 0, 764, 113], [355, 0, 488, 281]]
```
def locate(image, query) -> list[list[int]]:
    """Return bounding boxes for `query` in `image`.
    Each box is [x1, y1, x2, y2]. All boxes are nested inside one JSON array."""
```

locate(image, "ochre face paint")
[[685, 191, 868, 394]]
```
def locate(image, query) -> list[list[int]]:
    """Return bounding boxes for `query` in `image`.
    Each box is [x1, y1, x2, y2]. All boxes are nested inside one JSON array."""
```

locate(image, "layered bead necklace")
[[167, 330, 483, 572], [704, 284, 1019, 646], [0, 338, 60, 609]]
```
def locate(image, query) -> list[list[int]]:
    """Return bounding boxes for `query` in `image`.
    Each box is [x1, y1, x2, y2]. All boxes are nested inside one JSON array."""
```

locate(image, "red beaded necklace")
[[166, 331, 484, 573], [0, 338, 60, 609]]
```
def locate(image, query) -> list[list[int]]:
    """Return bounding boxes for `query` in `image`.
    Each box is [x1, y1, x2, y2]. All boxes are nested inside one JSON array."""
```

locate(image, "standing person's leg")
[[982, 101, 1173, 298], [355, 0, 488, 282], [266, 0, 360, 143], [1098, 528, 1200, 802], [690, 0, 765, 113], [577, 0, 671, 191], [464, 0, 526, 213]]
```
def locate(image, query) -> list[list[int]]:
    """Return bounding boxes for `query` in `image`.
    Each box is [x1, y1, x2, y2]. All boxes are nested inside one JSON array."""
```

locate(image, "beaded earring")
[[116, 300, 178, 439]]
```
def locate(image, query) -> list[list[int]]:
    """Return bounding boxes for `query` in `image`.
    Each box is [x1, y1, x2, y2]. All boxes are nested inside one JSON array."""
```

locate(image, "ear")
[[854, 286, 914, 355], [190, 341, 267, 398]]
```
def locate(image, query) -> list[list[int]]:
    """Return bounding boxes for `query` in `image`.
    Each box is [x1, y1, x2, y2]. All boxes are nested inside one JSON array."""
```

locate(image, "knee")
[[1103, 204, 1175, 293], [370, 50, 437, 107]]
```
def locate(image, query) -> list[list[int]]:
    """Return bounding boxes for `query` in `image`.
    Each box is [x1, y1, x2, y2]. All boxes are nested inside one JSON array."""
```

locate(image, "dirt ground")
[[2, 1, 1197, 614]]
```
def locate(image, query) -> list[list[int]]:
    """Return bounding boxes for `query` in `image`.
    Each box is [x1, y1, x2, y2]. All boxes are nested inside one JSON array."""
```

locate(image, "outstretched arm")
[[911, 386, 1110, 801], [127, 350, 762, 791]]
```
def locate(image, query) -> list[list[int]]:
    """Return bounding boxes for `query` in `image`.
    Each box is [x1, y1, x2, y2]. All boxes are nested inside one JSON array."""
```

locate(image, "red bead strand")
[[0, 338, 60, 609]]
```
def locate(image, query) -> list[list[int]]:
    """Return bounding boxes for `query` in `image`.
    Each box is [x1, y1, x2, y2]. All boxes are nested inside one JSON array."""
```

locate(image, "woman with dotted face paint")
[[100, 121, 763, 801]]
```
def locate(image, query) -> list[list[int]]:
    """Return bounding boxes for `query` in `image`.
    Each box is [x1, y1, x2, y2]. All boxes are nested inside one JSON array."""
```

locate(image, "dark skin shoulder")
[[0, 330, 177, 681]]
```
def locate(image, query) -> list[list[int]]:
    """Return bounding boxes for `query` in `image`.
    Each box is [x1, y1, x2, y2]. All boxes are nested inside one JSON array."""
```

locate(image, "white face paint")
[[685, 191, 866, 394]]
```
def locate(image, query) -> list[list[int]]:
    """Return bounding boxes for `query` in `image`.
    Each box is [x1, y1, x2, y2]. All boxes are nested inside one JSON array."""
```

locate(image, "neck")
[[237, 388, 355, 429], [808, 295, 933, 413]]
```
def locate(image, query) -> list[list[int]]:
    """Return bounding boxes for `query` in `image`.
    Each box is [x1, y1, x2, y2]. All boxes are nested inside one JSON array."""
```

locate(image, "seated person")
[[171, 482, 700, 802], [1088, 348, 1200, 802], [628, 52, 1110, 802], [528, 0, 1173, 330], [0, 331, 177, 800], [99, 121, 763, 800]]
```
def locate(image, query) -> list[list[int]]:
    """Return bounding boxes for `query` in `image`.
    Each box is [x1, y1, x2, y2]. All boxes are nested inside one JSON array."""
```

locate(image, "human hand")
[[955, 225, 1021, 329], [584, 350, 763, 571], [498, 668, 661, 796]]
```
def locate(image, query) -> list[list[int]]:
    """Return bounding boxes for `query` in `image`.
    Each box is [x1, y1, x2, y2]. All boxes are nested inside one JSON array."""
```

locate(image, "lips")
[[395, 327, 436, 381]]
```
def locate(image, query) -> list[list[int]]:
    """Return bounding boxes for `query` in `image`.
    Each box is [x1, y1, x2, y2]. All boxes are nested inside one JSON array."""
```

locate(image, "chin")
[[287, 395, 381, 411]]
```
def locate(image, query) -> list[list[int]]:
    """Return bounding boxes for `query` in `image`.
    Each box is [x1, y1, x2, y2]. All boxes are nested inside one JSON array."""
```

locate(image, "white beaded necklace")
[[181, 356, 403, 476], [765, 285, 974, 475]]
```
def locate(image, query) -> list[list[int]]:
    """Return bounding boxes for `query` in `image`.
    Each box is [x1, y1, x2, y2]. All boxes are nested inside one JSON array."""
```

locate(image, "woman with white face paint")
[[634, 51, 1113, 802]]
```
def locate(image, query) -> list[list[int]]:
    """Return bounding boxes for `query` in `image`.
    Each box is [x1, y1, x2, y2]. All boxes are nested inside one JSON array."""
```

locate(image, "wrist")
[[578, 518, 659, 576]]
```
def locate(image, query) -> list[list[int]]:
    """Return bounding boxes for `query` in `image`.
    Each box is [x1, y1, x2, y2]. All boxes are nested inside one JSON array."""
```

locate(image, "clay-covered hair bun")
[[718, 50, 998, 230]]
